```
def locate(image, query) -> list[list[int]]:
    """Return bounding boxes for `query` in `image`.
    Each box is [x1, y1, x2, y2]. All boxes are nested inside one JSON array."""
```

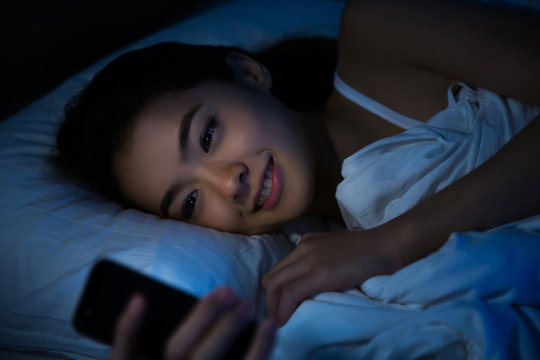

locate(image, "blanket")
[[274, 226, 540, 359]]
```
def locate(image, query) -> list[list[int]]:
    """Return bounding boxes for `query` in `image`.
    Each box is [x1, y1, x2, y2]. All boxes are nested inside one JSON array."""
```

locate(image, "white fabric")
[[272, 78, 540, 359], [273, 228, 540, 359], [0, 1, 344, 359], [336, 82, 540, 230], [334, 72, 424, 130]]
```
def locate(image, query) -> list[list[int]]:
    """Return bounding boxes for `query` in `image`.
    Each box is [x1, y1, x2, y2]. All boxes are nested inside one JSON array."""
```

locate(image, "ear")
[[226, 51, 272, 90]]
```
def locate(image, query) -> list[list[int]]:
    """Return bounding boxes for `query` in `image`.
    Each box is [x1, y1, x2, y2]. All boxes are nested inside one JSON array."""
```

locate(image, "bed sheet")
[[274, 228, 540, 359]]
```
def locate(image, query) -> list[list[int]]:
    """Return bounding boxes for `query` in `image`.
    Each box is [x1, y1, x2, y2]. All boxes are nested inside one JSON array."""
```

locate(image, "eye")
[[200, 117, 217, 153], [182, 189, 199, 219]]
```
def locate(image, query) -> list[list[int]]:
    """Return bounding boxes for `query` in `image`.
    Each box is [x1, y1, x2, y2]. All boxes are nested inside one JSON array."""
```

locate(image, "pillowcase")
[[0, 0, 344, 358]]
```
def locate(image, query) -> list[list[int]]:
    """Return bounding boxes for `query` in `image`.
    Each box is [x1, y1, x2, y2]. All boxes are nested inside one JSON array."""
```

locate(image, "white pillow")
[[0, 0, 344, 358]]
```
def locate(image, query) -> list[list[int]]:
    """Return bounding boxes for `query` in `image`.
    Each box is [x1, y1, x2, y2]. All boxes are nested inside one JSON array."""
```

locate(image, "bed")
[[1, 0, 539, 359]]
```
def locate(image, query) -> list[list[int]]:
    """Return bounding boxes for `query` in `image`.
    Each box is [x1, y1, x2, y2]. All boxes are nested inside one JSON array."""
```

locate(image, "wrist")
[[384, 215, 451, 271]]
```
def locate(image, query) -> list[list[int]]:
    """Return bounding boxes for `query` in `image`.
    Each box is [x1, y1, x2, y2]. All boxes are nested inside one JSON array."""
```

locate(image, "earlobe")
[[226, 52, 272, 90]]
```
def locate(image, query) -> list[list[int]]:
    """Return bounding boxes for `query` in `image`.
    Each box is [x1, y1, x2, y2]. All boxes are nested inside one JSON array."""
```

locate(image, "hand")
[[112, 287, 277, 360], [262, 229, 403, 326]]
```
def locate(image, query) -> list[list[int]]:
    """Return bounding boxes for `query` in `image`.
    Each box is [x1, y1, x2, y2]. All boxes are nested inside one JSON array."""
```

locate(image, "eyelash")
[[200, 116, 218, 153], [182, 190, 199, 219], [181, 116, 218, 219]]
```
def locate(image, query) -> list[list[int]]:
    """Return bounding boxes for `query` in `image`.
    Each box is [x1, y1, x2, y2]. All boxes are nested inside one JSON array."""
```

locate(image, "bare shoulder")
[[337, 0, 454, 121], [337, 0, 540, 119]]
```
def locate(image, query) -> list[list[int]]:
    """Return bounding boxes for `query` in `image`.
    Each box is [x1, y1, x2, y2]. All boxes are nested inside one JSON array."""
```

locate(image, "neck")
[[295, 109, 344, 226]]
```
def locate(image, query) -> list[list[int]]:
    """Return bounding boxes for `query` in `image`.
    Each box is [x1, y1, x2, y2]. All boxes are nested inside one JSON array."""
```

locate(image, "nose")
[[200, 162, 248, 202]]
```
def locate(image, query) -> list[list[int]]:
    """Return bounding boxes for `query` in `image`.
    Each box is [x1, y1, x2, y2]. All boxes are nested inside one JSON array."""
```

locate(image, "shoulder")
[[338, 0, 540, 108], [336, 0, 454, 121]]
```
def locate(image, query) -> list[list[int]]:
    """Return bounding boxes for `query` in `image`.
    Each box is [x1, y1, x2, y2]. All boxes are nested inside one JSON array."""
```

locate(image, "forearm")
[[264, 117, 539, 323], [391, 115, 540, 265]]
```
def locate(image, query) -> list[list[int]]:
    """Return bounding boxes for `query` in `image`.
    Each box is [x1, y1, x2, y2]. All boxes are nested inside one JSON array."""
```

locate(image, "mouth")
[[254, 156, 280, 212]]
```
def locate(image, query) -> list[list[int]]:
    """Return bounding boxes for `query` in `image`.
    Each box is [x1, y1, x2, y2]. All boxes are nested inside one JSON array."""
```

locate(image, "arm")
[[339, 0, 540, 248], [264, 0, 540, 325], [395, 114, 540, 264], [264, 115, 540, 325], [339, 0, 540, 120]]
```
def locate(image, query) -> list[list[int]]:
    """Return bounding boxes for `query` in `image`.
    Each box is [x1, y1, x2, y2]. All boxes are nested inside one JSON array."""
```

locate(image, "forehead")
[[138, 89, 195, 119], [115, 91, 191, 214], [114, 81, 240, 214]]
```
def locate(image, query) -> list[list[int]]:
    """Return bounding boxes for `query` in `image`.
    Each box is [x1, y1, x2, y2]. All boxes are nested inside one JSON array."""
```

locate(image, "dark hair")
[[52, 38, 336, 206]]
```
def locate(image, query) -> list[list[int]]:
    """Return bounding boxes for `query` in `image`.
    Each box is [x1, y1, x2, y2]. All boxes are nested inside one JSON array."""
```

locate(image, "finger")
[[263, 259, 311, 322], [262, 251, 299, 289], [261, 234, 322, 288], [191, 300, 254, 360], [244, 318, 278, 360], [164, 287, 237, 360], [276, 270, 333, 326], [264, 288, 281, 325], [112, 293, 146, 360]]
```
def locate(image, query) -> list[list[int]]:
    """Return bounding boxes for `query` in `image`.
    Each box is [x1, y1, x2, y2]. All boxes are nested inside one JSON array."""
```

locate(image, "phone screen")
[[73, 259, 254, 359]]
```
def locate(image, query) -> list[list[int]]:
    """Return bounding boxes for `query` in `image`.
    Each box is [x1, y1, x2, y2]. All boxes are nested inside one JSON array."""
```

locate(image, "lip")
[[262, 156, 281, 211], [253, 156, 282, 212]]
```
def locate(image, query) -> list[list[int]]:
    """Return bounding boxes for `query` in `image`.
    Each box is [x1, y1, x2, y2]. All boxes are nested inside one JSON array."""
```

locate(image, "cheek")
[[196, 198, 244, 233], [225, 97, 289, 145]]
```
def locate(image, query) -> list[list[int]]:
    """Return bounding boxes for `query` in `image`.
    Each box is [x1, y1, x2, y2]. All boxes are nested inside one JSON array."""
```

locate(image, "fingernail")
[[262, 318, 278, 334], [235, 300, 253, 318], [214, 288, 237, 307], [127, 293, 146, 316]]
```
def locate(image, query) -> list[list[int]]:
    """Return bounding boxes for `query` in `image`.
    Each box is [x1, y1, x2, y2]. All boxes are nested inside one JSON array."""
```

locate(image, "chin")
[[242, 217, 297, 236], [242, 224, 281, 236]]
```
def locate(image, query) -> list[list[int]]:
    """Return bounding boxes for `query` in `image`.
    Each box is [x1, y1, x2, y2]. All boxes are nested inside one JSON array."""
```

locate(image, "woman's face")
[[115, 81, 315, 234]]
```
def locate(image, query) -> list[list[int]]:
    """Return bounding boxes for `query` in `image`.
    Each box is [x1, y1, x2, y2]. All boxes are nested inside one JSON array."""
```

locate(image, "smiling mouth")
[[254, 157, 274, 212]]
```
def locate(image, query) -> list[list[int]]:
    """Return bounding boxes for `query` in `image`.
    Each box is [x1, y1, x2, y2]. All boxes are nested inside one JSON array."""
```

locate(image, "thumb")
[[112, 294, 146, 360]]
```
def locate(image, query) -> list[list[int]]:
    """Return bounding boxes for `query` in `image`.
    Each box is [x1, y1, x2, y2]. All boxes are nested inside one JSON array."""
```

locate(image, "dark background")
[[0, 0, 224, 121]]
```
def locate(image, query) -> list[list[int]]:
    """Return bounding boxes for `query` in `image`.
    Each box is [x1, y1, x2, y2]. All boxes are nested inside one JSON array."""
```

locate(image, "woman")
[[53, 0, 540, 357]]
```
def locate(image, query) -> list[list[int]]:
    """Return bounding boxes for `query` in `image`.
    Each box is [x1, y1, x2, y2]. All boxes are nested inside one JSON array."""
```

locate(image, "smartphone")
[[73, 259, 254, 359]]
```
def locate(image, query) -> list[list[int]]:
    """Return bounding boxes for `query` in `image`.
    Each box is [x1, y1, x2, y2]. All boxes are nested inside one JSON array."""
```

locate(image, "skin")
[[263, 0, 540, 326], [113, 288, 277, 360], [113, 0, 540, 352], [115, 55, 342, 234]]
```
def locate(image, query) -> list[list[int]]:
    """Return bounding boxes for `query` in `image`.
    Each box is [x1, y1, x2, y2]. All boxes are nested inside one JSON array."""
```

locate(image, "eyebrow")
[[159, 103, 202, 217], [180, 103, 202, 162]]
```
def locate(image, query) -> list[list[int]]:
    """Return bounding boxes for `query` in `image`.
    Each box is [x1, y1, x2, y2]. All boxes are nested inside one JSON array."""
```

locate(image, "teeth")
[[256, 160, 274, 209]]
